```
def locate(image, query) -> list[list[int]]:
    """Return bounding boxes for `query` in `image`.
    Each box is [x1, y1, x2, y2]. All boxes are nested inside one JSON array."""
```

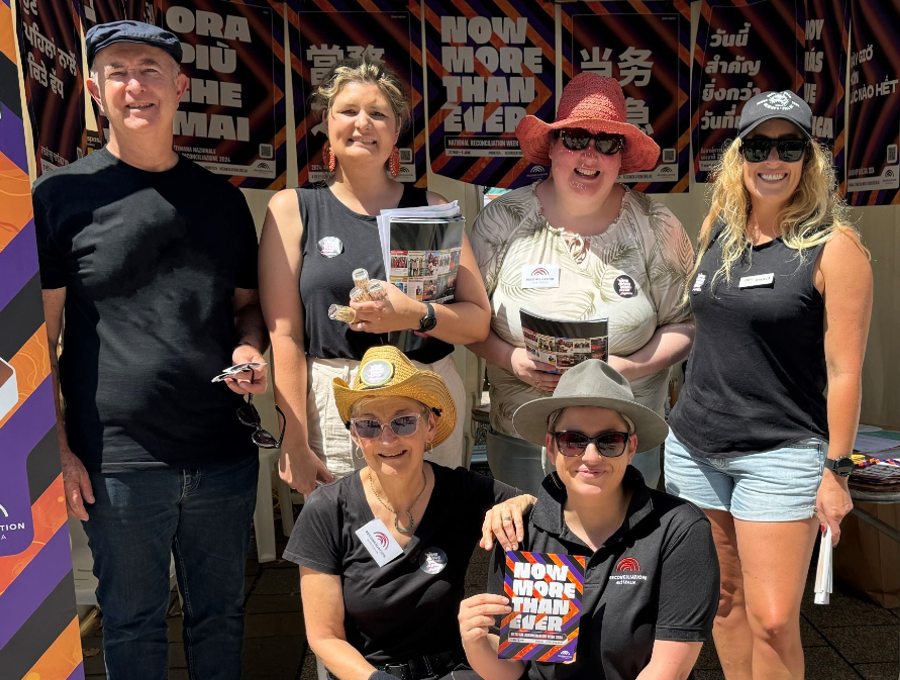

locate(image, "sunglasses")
[[351, 414, 422, 439], [558, 129, 625, 155], [740, 137, 808, 163], [236, 395, 285, 449], [552, 430, 631, 458]]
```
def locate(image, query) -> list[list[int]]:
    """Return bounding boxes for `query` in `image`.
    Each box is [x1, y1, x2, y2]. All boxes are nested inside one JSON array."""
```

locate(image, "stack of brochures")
[[376, 201, 465, 351]]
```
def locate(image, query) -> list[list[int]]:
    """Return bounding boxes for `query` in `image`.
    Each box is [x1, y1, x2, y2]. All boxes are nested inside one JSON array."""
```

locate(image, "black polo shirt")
[[284, 464, 519, 664], [488, 467, 718, 680]]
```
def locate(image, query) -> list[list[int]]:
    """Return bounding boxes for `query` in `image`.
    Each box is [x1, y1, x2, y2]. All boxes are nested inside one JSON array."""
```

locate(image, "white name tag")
[[738, 273, 775, 289], [521, 264, 560, 288], [356, 518, 403, 567]]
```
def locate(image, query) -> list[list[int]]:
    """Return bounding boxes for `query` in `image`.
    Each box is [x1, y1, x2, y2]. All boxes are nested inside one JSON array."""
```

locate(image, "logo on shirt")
[[609, 556, 648, 586], [692, 272, 707, 294], [613, 275, 637, 298], [318, 236, 344, 258], [419, 548, 448, 574]]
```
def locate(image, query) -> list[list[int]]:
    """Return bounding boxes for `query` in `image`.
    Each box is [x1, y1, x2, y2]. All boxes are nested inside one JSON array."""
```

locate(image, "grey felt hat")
[[512, 360, 669, 451]]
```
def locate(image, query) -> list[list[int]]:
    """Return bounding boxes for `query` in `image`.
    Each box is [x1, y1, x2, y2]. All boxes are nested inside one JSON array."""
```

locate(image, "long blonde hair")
[[685, 137, 863, 299], [311, 57, 410, 132]]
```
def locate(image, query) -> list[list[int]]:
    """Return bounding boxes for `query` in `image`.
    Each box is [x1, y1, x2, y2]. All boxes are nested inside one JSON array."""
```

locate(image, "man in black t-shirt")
[[33, 21, 268, 680]]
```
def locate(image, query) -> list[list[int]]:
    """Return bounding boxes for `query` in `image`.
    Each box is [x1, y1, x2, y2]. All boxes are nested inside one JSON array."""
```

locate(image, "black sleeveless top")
[[668, 228, 828, 456], [298, 183, 454, 364]]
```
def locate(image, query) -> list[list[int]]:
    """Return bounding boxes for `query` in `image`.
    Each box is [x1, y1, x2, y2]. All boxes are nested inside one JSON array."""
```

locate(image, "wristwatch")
[[418, 302, 437, 332], [823, 456, 854, 477]]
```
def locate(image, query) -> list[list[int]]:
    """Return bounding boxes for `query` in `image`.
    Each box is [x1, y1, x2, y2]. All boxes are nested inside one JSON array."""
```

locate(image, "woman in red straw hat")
[[468, 73, 695, 493]]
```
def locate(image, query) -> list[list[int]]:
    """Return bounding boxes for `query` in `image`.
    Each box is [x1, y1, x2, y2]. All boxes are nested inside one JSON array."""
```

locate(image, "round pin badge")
[[360, 359, 394, 387], [613, 274, 637, 298], [318, 236, 344, 258], [419, 548, 448, 575]]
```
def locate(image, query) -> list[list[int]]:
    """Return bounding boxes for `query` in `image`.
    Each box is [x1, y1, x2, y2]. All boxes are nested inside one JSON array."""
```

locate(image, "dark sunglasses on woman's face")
[[236, 395, 285, 449], [740, 137, 808, 163], [351, 414, 421, 439], [552, 430, 631, 458], [558, 129, 625, 155]]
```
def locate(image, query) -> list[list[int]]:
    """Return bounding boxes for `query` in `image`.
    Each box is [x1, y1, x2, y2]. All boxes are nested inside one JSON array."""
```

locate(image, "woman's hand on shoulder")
[[480, 494, 536, 551], [458, 594, 511, 644], [348, 282, 423, 334]]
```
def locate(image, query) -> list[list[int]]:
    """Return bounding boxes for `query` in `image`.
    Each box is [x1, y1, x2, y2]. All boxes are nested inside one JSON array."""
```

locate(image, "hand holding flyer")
[[499, 551, 586, 664]]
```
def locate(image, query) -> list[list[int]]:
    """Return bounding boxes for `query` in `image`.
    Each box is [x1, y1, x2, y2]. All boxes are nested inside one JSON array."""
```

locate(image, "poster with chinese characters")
[[421, 0, 557, 189], [15, 0, 85, 175], [803, 0, 848, 186], [846, 0, 899, 205], [151, 0, 288, 188], [291, 0, 424, 185], [561, 0, 691, 193], [692, 0, 805, 183]]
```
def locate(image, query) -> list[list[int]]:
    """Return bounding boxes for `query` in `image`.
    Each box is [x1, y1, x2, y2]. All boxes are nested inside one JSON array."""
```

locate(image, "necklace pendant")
[[394, 511, 415, 536]]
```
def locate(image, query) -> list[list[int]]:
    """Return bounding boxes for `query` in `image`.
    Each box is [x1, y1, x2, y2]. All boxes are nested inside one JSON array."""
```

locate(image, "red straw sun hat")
[[516, 73, 660, 174]]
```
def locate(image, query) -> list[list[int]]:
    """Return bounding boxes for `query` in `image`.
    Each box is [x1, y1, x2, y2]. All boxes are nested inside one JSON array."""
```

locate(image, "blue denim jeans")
[[83, 455, 258, 680]]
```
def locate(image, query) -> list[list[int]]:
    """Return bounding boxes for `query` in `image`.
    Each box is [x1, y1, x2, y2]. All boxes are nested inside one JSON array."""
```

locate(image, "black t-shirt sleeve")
[[33, 186, 67, 289], [654, 512, 719, 641], [282, 486, 343, 575], [228, 188, 258, 290]]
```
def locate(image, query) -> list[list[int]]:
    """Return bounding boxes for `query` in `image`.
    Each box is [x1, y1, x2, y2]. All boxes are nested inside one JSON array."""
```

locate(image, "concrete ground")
[[81, 492, 900, 680]]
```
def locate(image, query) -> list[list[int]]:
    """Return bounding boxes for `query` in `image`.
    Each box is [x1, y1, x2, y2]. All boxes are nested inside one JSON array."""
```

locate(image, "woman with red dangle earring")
[[259, 58, 491, 496], [664, 90, 873, 679]]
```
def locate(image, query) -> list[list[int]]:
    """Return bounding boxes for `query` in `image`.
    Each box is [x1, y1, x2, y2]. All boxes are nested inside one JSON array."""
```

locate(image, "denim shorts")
[[663, 430, 826, 521]]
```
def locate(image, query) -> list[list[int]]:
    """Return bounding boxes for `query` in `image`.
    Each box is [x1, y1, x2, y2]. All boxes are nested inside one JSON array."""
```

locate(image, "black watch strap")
[[418, 302, 437, 332], [824, 456, 854, 477]]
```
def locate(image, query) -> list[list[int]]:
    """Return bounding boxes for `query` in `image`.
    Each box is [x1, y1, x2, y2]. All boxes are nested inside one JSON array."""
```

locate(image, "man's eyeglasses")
[[740, 137, 808, 163], [557, 129, 625, 155], [237, 395, 285, 449], [350, 414, 421, 439], [552, 430, 631, 458]]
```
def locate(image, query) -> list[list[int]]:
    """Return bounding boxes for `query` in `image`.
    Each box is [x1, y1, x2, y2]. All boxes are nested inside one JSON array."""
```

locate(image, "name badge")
[[356, 518, 403, 567], [521, 264, 560, 289], [738, 273, 774, 289]]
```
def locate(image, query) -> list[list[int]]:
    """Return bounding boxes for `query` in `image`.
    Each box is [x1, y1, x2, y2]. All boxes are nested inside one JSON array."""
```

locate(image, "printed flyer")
[[499, 551, 587, 664], [520, 310, 608, 374]]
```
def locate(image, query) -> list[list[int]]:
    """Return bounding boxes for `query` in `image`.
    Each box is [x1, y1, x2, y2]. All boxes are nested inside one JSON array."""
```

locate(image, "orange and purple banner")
[[15, 0, 85, 175], [803, 0, 848, 186], [561, 0, 691, 193], [290, 0, 424, 186], [1, 0, 83, 676], [846, 0, 899, 206], [150, 0, 288, 189], [692, 0, 805, 183], [422, 0, 557, 189]]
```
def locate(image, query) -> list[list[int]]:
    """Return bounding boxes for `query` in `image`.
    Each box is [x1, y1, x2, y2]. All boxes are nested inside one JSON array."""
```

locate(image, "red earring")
[[323, 143, 336, 173], [389, 146, 401, 177]]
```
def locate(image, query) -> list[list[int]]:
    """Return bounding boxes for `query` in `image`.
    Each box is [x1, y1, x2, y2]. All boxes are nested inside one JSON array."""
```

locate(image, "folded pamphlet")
[[519, 309, 608, 374]]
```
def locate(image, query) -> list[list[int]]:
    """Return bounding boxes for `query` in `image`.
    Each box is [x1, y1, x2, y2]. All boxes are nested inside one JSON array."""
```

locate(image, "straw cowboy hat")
[[516, 72, 660, 174], [513, 359, 669, 451], [333, 345, 457, 446]]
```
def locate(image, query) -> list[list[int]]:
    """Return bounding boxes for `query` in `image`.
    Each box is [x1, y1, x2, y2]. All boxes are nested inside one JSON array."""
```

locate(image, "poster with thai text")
[[422, 0, 557, 189], [561, 1, 691, 193], [291, 0, 423, 186], [692, 0, 805, 183], [152, 0, 287, 188], [846, 0, 899, 205], [16, 0, 85, 175]]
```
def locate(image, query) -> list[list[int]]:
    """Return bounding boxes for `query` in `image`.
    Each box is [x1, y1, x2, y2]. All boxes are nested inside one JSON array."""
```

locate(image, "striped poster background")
[[0, 0, 84, 677]]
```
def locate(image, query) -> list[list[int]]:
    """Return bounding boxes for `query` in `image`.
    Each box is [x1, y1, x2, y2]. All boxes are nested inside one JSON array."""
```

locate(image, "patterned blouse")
[[471, 183, 694, 439]]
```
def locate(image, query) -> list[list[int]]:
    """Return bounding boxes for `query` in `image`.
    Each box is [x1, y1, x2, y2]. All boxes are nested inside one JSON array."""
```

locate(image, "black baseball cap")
[[85, 20, 182, 67], [737, 90, 812, 139]]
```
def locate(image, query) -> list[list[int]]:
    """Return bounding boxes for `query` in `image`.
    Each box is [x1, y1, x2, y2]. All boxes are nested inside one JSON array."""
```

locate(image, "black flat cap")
[[85, 20, 182, 67]]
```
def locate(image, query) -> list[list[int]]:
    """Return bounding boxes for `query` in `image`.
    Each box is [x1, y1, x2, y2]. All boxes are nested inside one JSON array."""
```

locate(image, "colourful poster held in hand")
[[692, 0, 805, 183], [422, 0, 557, 189], [846, 0, 899, 206], [153, 0, 288, 189], [803, 0, 848, 186], [499, 551, 586, 664], [291, 0, 424, 186], [16, 0, 85, 175], [561, 1, 691, 193]]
